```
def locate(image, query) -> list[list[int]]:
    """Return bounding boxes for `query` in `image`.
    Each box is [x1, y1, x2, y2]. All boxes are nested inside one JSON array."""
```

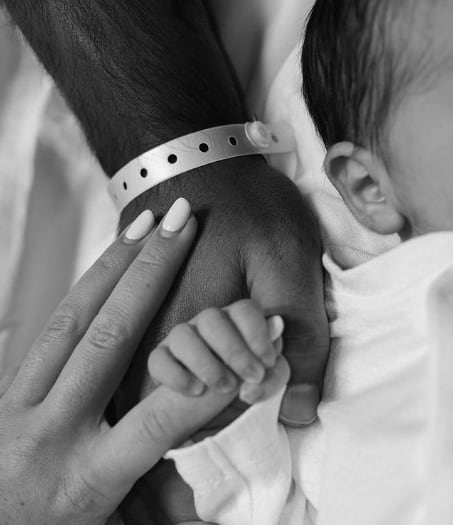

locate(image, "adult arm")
[[1, 0, 328, 416], [1, 0, 329, 518]]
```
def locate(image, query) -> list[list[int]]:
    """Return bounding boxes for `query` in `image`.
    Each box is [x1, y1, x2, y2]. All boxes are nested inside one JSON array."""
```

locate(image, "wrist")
[[118, 155, 269, 231], [4, 0, 245, 175]]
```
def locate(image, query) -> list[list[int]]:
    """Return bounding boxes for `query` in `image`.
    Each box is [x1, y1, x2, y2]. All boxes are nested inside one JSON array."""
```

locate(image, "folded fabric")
[[168, 232, 453, 525]]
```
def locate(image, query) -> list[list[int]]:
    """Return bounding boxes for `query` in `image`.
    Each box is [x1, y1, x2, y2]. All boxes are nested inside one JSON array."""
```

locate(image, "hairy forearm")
[[1, 0, 245, 175]]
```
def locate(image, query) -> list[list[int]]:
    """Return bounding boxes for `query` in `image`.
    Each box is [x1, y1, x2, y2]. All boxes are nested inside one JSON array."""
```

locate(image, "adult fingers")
[[9, 210, 155, 406], [47, 199, 197, 415], [248, 234, 330, 426]]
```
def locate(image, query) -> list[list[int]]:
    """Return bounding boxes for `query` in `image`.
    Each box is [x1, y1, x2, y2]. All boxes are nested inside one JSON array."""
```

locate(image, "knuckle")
[[232, 298, 262, 317], [140, 404, 173, 445], [43, 304, 83, 343], [168, 322, 193, 343], [173, 370, 194, 392], [197, 361, 224, 384], [95, 251, 123, 276], [197, 307, 226, 332], [87, 314, 130, 351], [135, 244, 172, 272], [222, 345, 249, 369], [59, 469, 110, 517]]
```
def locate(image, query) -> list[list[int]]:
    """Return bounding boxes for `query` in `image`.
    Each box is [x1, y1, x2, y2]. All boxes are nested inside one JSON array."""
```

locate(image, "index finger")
[[10, 210, 156, 406], [49, 200, 198, 414]]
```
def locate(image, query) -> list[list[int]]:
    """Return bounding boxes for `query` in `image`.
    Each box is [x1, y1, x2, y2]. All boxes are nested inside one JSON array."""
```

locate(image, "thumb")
[[248, 239, 330, 426]]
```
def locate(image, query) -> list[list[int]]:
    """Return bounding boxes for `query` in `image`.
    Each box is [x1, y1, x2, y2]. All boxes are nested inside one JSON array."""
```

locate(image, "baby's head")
[[302, 0, 453, 239]]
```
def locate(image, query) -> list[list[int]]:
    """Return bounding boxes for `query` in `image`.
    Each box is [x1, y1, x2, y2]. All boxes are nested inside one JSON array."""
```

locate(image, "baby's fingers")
[[148, 345, 205, 396], [225, 300, 284, 368], [240, 355, 290, 405], [153, 323, 239, 395]]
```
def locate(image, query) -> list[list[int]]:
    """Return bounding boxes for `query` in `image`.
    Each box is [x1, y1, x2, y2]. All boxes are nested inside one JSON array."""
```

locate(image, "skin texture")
[[0, 208, 290, 524], [1, 0, 330, 522], [148, 301, 285, 402]]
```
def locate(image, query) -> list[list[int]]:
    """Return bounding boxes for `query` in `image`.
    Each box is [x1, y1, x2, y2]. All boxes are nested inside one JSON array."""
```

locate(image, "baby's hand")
[[148, 299, 285, 404]]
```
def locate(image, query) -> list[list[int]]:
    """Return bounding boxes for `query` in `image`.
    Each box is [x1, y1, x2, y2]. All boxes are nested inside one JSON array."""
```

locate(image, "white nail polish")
[[161, 198, 191, 234], [267, 315, 285, 342], [124, 210, 155, 241]]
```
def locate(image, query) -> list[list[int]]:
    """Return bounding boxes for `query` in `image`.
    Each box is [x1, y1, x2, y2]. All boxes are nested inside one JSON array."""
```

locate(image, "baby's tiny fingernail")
[[215, 375, 237, 394], [160, 198, 191, 237], [189, 379, 205, 396], [123, 210, 154, 242], [279, 384, 320, 427], [243, 363, 265, 384], [267, 315, 285, 342]]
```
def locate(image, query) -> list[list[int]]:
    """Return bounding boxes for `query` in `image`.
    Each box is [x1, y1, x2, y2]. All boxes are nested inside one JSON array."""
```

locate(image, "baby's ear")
[[324, 142, 405, 235]]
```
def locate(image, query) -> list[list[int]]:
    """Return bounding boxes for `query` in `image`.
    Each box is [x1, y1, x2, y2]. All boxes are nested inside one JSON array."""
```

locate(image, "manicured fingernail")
[[124, 210, 155, 242], [243, 363, 265, 384], [215, 375, 237, 394], [267, 315, 284, 342], [279, 384, 319, 427], [161, 198, 191, 236]]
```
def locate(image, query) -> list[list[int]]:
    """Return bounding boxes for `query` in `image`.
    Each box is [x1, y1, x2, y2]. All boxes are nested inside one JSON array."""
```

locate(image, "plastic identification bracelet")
[[108, 121, 296, 212]]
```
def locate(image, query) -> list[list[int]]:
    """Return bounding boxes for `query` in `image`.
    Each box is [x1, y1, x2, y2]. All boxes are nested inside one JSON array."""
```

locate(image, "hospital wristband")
[[108, 121, 296, 213]]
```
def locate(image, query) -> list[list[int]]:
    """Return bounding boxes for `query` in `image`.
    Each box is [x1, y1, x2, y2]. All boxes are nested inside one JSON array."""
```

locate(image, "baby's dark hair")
[[302, 0, 445, 159]]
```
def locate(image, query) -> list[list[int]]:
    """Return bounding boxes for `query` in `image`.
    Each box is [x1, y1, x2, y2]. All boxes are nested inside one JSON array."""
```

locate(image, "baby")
[[148, 1, 453, 524]]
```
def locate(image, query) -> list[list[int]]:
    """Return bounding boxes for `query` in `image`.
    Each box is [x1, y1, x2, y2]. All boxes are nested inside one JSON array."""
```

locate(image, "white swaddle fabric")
[[168, 232, 453, 525]]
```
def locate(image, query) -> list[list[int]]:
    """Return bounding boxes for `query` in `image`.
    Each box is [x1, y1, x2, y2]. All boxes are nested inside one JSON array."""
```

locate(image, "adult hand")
[[119, 157, 329, 430], [2, 1, 329, 518], [2, 0, 330, 427], [0, 201, 257, 525]]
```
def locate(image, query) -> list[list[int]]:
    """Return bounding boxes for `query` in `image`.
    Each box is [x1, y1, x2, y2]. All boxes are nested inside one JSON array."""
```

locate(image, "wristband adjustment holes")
[[140, 168, 148, 178], [271, 134, 279, 143], [199, 143, 209, 153], [168, 154, 178, 164], [229, 136, 238, 146], [123, 182, 128, 191]]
